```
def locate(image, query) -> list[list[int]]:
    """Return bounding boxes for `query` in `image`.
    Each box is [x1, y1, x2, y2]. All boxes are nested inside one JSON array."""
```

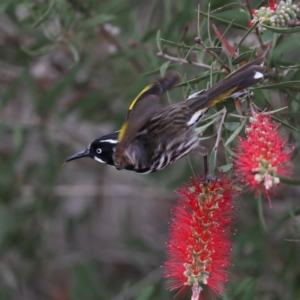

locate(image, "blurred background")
[[0, 0, 300, 299]]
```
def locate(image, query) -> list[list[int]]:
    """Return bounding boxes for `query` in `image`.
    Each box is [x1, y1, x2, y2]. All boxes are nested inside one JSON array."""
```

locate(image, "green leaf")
[[31, 1, 55, 28], [261, 24, 300, 34], [224, 119, 246, 146], [206, 46, 223, 53], [159, 61, 170, 77], [251, 89, 271, 107], [201, 108, 226, 122], [198, 10, 248, 30], [195, 116, 219, 133], [134, 286, 155, 300], [252, 81, 300, 90], [174, 71, 223, 88], [224, 122, 240, 131], [56, 0, 74, 29], [233, 186, 243, 191], [161, 39, 197, 51], [211, 3, 243, 13], [21, 44, 55, 56], [280, 63, 300, 69], [156, 29, 162, 52], [228, 113, 248, 119], [78, 14, 115, 30], [209, 148, 215, 176], [232, 51, 253, 65], [264, 106, 288, 114], [198, 134, 215, 141], [224, 144, 237, 157], [279, 176, 300, 185], [271, 115, 299, 132], [234, 21, 259, 53], [279, 112, 300, 117], [67, 42, 80, 66], [285, 239, 300, 242], [160, 39, 222, 53], [218, 163, 233, 172]]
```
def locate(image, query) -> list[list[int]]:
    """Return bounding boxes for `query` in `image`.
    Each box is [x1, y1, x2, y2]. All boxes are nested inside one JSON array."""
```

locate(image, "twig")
[[249, 102, 256, 116], [179, 23, 189, 43], [204, 155, 208, 177], [157, 52, 212, 70], [244, 0, 265, 49], [196, 39, 231, 72], [214, 109, 227, 170]]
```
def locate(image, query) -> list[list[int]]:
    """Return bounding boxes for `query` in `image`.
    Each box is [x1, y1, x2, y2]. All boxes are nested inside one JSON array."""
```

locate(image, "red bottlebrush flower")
[[251, 9, 257, 15], [248, 20, 255, 27], [249, 10, 257, 28], [234, 113, 292, 207], [164, 177, 236, 300], [268, 0, 278, 11]]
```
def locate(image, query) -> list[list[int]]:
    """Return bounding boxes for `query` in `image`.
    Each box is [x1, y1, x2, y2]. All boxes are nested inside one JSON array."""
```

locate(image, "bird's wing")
[[116, 71, 179, 154]]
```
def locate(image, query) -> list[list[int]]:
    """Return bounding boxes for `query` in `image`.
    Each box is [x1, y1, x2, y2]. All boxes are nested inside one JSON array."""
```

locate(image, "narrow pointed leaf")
[[218, 163, 233, 172], [271, 115, 299, 132], [156, 29, 162, 52], [224, 119, 246, 146], [279, 176, 300, 185], [209, 148, 216, 176], [251, 81, 300, 90], [198, 10, 247, 30], [174, 71, 223, 88], [232, 51, 253, 65], [261, 24, 300, 34], [78, 14, 115, 30]]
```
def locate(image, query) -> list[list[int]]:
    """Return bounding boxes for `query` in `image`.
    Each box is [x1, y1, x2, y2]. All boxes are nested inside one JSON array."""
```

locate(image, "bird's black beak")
[[66, 148, 91, 163]]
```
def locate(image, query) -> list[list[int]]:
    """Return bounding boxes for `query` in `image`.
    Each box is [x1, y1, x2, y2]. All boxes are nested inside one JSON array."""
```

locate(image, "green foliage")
[[0, 0, 300, 300]]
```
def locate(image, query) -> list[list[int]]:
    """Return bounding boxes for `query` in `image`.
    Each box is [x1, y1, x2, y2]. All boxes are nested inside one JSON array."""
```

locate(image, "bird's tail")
[[187, 55, 266, 112]]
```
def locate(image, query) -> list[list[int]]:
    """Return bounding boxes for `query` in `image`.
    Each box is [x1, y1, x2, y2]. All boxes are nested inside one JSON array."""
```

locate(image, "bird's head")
[[65, 132, 119, 166]]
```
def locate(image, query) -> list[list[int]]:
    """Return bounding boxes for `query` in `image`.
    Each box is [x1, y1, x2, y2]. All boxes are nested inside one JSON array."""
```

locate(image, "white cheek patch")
[[94, 157, 105, 163], [254, 71, 263, 79], [100, 139, 118, 144]]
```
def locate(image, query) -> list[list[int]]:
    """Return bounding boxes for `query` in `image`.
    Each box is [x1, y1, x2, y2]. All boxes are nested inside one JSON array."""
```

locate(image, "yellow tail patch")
[[209, 87, 237, 107]]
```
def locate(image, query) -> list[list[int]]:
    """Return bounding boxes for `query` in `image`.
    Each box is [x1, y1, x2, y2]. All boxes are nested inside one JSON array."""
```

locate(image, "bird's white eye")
[[96, 148, 102, 154]]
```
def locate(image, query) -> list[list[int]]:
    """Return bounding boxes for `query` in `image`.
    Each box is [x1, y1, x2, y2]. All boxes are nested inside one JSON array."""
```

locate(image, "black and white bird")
[[66, 56, 266, 174]]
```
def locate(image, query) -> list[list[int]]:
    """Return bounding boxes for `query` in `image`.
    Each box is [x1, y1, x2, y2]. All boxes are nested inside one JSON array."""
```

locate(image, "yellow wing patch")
[[118, 122, 128, 142], [118, 83, 153, 142], [129, 84, 152, 110]]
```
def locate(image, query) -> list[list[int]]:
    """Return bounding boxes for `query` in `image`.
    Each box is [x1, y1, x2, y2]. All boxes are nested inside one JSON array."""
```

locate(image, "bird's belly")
[[125, 126, 198, 173], [149, 129, 199, 171]]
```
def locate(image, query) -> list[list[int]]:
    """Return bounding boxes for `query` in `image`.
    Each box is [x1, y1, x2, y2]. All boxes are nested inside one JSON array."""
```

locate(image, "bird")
[[66, 55, 266, 174]]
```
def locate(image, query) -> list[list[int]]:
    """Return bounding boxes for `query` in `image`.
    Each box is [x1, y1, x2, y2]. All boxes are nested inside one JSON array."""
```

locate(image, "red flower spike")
[[248, 20, 255, 27], [164, 177, 236, 299], [268, 0, 278, 11], [251, 9, 257, 15], [234, 113, 292, 207]]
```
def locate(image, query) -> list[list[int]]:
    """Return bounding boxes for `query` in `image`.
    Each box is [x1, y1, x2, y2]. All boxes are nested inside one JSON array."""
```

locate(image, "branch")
[[214, 109, 227, 169], [157, 52, 212, 70], [195, 37, 231, 72]]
